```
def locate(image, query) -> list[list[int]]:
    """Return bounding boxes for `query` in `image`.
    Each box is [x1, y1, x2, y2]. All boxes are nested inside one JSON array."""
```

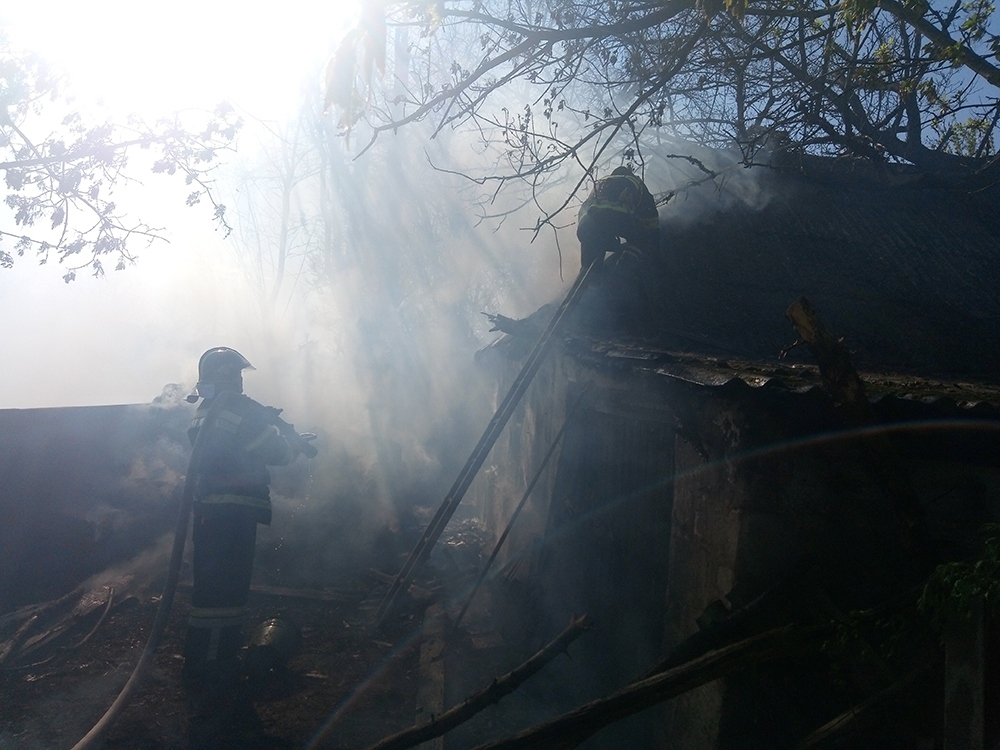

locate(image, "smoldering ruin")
[[2, 155, 1000, 750]]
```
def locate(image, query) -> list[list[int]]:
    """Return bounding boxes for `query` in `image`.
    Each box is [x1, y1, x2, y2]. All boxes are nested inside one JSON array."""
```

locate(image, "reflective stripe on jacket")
[[198, 493, 272, 514], [188, 604, 248, 630], [579, 173, 658, 226]]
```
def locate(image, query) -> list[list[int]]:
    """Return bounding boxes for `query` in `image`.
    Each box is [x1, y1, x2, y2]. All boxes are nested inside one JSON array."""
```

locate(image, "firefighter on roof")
[[182, 346, 314, 748], [576, 165, 660, 275]]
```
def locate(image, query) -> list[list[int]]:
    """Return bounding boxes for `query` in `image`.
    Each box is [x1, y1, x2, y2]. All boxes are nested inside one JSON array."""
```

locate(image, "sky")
[[0, 0, 571, 410], [0, 0, 358, 117], [0, 1, 354, 408]]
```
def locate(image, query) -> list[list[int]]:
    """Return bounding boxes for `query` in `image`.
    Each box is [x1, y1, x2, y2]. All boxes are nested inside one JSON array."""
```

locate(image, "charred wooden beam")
[[362, 615, 592, 750], [469, 623, 827, 750], [785, 297, 870, 422], [16, 586, 118, 660], [482, 312, 543, 339], [643, 587, 790, 679], [70, 587, 114, 650], [649, 581, 924, 685], [375, 262, 598, 625], [180, 580, 367, 603], [0, 586, 82, 631], [797, 665, 933, 748]]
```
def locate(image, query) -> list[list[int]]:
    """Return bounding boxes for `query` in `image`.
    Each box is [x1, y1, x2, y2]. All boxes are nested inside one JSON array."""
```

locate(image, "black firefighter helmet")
[[187, 347, 254, 402]]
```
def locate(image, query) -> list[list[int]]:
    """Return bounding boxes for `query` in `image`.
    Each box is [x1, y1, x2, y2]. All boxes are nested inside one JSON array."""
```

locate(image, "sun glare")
[[2, 0, 360, 120]]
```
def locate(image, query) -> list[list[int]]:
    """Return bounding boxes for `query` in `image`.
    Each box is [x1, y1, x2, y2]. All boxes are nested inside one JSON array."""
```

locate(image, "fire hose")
[[69, 397, 220, 750], [70, 396, 314, 749]]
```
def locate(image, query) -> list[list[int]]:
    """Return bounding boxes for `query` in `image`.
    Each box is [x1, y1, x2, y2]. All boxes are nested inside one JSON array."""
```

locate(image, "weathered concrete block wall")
[[662, 432, 744, 749], [0, 389, 371, 614], [665, 393, 1000, 750], [470, 339, 682, 581], [470, 333, 1000, 749]]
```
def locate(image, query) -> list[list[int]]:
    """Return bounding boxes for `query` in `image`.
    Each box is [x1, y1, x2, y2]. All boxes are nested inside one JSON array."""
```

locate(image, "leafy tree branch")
[[0, 39, 241, 280], [324, 0, 1000, 212]]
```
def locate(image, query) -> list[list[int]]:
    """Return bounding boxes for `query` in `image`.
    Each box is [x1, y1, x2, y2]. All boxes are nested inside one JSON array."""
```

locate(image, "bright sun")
[[2, 0, 361, 119]]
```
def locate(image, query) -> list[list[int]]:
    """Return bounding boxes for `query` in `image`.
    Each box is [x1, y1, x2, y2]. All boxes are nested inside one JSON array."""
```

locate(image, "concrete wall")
[[439, 337, 1000, 748], [662, 433, 744, 749], [468, 346, 575, 575], [666, 394, 1000, 750], [0, 393, 193, 612], [0, 387, 376, 615], [470, 340, 680, 747]]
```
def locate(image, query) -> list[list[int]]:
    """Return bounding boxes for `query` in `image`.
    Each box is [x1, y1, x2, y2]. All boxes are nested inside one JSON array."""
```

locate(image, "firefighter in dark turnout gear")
[[576, 166, 660, 275], [182, 347, 309, 748]]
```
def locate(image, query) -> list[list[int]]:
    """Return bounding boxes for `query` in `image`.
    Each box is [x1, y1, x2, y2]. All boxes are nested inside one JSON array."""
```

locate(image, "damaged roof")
[[647, 158, 1000, 381], [491, 155, 1000, 407], [564, 337, 1000, 414]]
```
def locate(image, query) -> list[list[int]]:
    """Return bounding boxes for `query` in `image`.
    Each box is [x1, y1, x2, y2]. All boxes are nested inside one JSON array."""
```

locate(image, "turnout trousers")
[[182, 505, 258, 693]]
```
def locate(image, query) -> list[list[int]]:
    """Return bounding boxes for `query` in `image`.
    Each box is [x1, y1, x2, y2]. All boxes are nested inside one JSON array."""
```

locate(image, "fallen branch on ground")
[[361, 614, 592, 750], [19, 596, 108, 659], [797, 665, 933, 748], [470, 623, 828, 750], [0, 587, 81, 631]]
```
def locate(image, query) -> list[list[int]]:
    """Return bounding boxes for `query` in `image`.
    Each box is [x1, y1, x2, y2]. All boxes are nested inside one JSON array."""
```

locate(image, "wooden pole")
[[469, 624, 826, 750], [451, 387, 590, 635], [361, 615, 592, 750], [797, 665, 932, 748], [374, 261, 597, 625]]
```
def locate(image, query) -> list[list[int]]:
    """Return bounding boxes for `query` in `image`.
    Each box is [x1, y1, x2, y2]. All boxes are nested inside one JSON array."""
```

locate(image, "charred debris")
[[3, 158, 1000, 748]]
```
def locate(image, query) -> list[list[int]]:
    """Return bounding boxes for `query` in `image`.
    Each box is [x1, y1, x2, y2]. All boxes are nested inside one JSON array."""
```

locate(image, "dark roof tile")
[[636, 164, 1000, 380]]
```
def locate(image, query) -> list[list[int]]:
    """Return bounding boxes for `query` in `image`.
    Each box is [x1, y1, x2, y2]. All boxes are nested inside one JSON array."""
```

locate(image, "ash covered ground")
[[0, 519, 562, 750]]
